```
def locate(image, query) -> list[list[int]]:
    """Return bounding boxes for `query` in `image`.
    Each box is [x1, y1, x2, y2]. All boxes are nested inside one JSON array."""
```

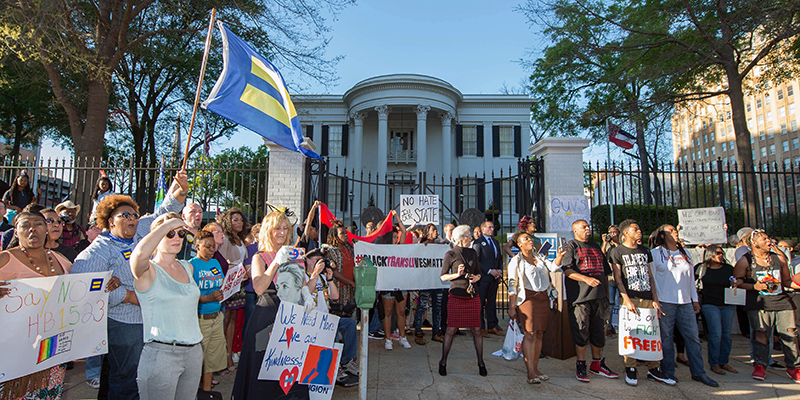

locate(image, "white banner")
[[353, 242, 450, 291], [618, 306, 662, 361], [677, 206, 727, 244], [220, 264, 246, 302], [399, 195, 440, 225], [548, 196, 590, 231], [258, 302, 339, 391], [0, 271, 111, 383]]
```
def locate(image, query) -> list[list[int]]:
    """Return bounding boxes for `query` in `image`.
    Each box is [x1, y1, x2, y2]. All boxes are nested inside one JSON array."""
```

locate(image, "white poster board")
[[677, 206, 727, 244], [399, 195, 440, 225], [258, 302, 339, 387], [353, 242, 450, 291], [618, 306, 663, 361], [0, 271, 112, 383], [548, 196, 591, 231], [220, 264, 246, 302]]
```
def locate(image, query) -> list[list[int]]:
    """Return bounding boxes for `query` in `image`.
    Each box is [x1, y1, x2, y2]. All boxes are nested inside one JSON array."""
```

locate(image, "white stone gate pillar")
[[266, 141, 309, 216]]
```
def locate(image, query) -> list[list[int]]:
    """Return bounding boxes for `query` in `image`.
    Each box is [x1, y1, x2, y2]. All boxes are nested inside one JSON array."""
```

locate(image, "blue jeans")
[[609, 284, 620, 327], [701, 304, 735, 367], [85, 354, 103, 380], [659, 302, 706, 378], [107, 319, 144, 400], [337, 318, 358, 364], [414, 289, 444, 334]]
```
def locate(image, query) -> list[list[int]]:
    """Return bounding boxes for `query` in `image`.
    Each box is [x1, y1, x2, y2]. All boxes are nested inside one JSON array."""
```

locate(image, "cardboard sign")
[[618, 306, 662, 361], [0, 272, 112, 383], [548, 196, 590, 231], [677, 207, 727, 244], [300, 343, 342, 400], [220, 264, 247, 302], [258, 302, 339, 388], [399, 195, 440, 225], [353, 242, 450, 291]]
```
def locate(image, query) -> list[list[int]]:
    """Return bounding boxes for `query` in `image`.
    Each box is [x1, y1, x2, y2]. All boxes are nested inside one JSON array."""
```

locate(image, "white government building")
[[292, 74, 534, 221]]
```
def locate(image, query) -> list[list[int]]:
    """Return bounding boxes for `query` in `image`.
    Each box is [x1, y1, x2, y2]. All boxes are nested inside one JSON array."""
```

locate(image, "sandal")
[[537, 374, 549, 381], [212, 379, 220, 386], [527, 377, 541, 384]]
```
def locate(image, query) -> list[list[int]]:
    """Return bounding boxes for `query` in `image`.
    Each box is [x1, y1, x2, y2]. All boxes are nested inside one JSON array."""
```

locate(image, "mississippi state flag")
[[608, 123, 636, 150]]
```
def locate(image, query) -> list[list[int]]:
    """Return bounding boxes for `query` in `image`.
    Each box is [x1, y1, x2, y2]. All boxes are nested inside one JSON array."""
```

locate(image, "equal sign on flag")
[[608, 123, 636, 150]]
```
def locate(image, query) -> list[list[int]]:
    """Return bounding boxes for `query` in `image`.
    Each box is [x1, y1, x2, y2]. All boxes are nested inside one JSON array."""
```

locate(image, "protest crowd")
[[2, 167, 800, 400]]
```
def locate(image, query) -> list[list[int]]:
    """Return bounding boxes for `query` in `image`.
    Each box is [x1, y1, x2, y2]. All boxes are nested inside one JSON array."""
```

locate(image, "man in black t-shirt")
[[608, 219, 673, 387], [561, 220, 618, 383]]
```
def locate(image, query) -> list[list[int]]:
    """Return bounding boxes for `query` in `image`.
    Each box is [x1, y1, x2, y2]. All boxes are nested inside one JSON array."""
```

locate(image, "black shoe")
[[439, 363, 447, 376], [66, 361, 75, 370], [368, 330, 385, 340], [647, 367, 676, 385], [336, 372, 359, 387], [576, 360, 589, 382], [770, 361, 786, 370], [625, 367, 638, 386], [479, 364, 487, 377], [692, 374, 719, 387]]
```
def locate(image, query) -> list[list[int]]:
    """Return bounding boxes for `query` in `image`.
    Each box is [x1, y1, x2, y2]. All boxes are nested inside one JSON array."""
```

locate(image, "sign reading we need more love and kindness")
[[0, 272, 112, 383], [354, 242, 450, 291], [399, 195, 440, 225]]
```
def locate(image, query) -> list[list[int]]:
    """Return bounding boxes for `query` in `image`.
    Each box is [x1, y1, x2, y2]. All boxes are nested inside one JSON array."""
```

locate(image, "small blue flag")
[[153, 160, 166, 210]]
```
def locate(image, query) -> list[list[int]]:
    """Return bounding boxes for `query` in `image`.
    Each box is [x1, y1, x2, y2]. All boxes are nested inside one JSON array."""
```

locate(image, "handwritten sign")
[[353, 242, 450, 291], [258, 302, 339, 390], [618, 306, 662, 361], [220, 264, 247, 302], [0, 272, 111, 383], [300, 343, 342, 400], [677, 207, 727, 244], [399, 195, 440, 225], [548, 196, 590, 231]]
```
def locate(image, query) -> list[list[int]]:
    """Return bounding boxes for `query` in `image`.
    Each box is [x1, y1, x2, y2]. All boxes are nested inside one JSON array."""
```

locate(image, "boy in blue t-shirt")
[[190, 231, 226, 393]]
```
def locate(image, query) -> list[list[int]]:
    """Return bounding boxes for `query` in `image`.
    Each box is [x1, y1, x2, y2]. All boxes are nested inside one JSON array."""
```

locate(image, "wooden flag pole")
[[182, 8, 217, 170]]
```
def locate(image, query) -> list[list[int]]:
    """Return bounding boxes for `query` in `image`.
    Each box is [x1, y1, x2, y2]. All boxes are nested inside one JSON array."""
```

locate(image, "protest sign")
[[548, 196, 590, 231], [259, 302, 339, 391], [618, 306, 662, 361], [677, 207, 727, 244], [399, 195, 440, 225], [353, 242, 450, 291], [220, 264, 247, 302], [300, 343, 343, 400], [0, 271, 112, 383]]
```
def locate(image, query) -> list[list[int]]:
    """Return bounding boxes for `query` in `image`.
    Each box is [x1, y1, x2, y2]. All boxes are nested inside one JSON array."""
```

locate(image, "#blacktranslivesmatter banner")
[[618, 306, 663, 361], [258, 302, 339, 395], [353, 242, 450, 291], [0, 271, 112, 383]]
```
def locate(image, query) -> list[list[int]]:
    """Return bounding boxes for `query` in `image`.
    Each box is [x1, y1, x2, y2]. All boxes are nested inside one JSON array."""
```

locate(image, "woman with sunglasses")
[[130, 212, 202, 400], [696, 244, 738, 375], [71, 170, 188, 398]]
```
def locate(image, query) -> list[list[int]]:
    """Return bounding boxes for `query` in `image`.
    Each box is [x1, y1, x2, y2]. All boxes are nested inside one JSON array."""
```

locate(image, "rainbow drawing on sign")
[[37, 335, 58, 363]]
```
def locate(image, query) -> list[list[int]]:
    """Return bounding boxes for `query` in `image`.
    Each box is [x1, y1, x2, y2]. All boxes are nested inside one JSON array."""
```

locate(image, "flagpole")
[[182, 8, 217, 170], [606, 119, 615, 226]]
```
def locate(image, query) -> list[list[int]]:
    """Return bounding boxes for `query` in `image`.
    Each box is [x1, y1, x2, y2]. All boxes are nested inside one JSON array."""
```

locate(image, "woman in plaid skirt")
[[438, 225, 486, 377]]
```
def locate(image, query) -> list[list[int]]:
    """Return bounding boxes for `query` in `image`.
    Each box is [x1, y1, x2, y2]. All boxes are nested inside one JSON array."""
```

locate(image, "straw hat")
[[55, 200, 81, 214]]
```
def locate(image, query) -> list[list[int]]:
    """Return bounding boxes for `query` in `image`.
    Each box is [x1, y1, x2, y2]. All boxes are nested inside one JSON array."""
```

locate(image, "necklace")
[[20, 247, 56, 275]]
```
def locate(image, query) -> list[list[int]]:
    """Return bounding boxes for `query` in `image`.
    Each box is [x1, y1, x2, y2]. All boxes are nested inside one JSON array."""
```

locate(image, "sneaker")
[[391, 330, 400, 340], [342, 359, 360, 376], [385, 339, 393, 350], [647, 367, 676, 386], [86, 377, 100, 389], [576, 360, 590, 382], [753, 364, 766, 381], [368, 330, 385, 340], [770, 361, 786, 370], [336, 369, 348, 383], [336, 372, 359, 387], [787, 367, 800, 384], [399, 337, 412, 349], [589, 357, 619, 379], [625, 367, 638, 386]]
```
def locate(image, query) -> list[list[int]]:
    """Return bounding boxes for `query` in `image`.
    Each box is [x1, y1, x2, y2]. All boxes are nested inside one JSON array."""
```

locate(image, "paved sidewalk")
[[63, 319, 800, 400]]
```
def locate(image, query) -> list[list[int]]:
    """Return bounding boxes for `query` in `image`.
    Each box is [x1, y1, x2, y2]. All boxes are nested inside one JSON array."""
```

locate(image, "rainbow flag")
[[37, 335, 59, 363]]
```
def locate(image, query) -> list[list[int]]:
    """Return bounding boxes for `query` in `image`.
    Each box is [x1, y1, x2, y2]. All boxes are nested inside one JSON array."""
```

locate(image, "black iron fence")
[[586, 158, 800, 241]]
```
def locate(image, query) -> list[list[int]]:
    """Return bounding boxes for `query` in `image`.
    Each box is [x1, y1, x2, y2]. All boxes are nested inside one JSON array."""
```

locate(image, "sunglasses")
[[166, 229, 188, 239], [715, 250, 724, 255], [114, 212, 140, 220], [44, 218, 62, 224]]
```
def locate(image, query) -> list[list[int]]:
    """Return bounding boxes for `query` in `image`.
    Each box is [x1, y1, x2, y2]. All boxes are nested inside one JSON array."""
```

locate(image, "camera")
[[59, 214, 70, 223], [765, 281, 779, 292]]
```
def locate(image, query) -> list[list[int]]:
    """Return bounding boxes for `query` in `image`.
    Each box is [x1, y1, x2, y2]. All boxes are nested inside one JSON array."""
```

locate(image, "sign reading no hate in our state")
[[677, 206, 727, 244], [399, 195, 439, 225]]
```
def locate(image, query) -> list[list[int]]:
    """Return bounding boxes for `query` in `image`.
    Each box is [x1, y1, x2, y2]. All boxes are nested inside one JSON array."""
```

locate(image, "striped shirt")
[[71, 193, 183, 324]]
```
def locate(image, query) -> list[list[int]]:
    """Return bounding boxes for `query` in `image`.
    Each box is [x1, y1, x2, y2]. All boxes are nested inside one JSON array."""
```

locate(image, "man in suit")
[[473, 220, 504, 336]]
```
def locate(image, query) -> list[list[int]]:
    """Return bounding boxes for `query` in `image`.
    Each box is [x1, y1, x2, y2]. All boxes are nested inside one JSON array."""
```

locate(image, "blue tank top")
[[137, 260, 203, 344]]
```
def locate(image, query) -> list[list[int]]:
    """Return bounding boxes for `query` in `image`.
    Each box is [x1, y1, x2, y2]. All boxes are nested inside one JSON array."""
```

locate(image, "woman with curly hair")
[[216, 208, 251, 371], [325, 224, 357, 306], [71, 170, 188, 398]]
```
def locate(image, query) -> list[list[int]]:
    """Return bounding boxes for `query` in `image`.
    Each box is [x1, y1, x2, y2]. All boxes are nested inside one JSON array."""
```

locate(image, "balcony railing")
[[388, 148, 416, 162]]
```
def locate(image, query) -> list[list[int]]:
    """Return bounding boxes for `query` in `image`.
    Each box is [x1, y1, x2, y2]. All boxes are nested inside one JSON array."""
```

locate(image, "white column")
[[440, 111, 453, 179], [415, 105, 430, 174], [351, 111, 366, 171], [266, 142, 307, 214], [375, 105, 390, 209]]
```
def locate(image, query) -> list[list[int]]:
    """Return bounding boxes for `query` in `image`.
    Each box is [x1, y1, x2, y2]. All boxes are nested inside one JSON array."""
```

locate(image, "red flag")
[[318, 203, 339, 228], [608, 123, 636, 150], [318, 202, 394, 244]]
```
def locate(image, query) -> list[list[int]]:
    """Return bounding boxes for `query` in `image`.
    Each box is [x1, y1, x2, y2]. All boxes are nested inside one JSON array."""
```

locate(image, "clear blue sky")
[[41, 0, 620, 162]]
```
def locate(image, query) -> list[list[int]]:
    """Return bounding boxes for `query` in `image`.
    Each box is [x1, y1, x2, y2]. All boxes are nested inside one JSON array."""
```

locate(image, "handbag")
[[458, 250, 477, 297], [724, 287, 746, 305]]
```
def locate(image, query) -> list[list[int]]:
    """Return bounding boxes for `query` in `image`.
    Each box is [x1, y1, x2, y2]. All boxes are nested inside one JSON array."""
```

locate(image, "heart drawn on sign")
[[285, 327, 294, 349], [279, 366, 299, 395]]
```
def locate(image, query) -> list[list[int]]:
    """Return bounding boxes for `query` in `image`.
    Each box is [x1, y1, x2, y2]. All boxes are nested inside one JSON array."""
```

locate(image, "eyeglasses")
[[166, 229, 188, 239], [114, 212, 140, 220], [715, 250, 725, 255]]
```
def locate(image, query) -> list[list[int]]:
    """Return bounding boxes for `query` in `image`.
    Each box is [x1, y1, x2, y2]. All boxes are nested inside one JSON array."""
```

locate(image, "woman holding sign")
[[0, 211, 72, 399], [696, 244, 738, 375]]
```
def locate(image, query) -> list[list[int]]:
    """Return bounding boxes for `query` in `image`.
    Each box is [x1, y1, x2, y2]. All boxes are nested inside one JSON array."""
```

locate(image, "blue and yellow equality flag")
[[202, 22, 320, 159]]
